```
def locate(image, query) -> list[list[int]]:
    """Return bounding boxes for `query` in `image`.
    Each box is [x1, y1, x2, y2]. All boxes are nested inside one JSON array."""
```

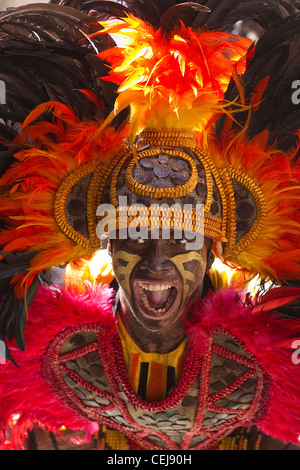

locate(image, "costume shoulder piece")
[[40, 286, 300, 450], [0, 282, 299, 449]]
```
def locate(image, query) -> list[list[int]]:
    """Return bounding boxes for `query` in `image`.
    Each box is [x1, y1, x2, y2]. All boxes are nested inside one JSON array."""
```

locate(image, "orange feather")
[[97, 15, 252, 142], [0, 96, 129, 299]]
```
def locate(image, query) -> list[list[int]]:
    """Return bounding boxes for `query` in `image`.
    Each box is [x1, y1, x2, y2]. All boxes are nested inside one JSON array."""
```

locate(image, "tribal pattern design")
[[42, 321, 267, 450]]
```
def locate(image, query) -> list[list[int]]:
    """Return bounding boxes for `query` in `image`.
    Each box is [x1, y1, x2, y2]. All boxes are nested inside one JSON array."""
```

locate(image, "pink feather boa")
[[0, 282, 115, 449], [0, 283, 299, 448], [186, 288, 300, 444]]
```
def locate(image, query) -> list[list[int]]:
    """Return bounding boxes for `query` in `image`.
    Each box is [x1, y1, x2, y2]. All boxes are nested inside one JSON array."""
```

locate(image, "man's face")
[[110, 233, 209, 334]]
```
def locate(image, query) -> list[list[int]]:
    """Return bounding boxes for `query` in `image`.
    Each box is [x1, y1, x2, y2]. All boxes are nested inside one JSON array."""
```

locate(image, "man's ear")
[[107, 239, 112, 258], [206, 250, 215, 271], [204, 237, 214, 271]]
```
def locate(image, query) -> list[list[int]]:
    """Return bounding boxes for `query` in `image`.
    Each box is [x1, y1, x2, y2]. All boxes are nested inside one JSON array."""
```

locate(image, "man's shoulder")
[[42, 321, 115, 422], [43, 320, 113, 372]]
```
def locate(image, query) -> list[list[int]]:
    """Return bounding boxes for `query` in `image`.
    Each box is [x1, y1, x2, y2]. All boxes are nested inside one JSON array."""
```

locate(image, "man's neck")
[[117, 289, 199, 354]]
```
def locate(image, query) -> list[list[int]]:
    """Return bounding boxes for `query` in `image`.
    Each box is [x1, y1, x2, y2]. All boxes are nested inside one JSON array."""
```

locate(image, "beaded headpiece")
[[52, 14, 299, 281], [50, 20, 249, 244]]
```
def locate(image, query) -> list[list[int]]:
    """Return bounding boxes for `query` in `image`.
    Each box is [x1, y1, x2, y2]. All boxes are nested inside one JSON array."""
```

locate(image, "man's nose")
[[139, 242, 173, 273]]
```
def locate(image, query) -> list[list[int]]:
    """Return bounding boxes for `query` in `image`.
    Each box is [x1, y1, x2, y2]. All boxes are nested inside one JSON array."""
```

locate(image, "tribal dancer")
[[0, 0, 299, 450]]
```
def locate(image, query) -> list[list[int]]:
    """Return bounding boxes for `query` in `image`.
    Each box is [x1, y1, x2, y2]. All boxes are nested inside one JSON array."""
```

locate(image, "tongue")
[[145, 287, 171, 306]]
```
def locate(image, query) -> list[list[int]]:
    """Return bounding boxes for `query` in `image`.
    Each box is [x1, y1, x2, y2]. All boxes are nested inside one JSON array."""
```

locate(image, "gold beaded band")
[[195, 148, 228, 239], [97, 205, 223, 240], [225, 167, 266, 256], [137, 128, 197, 149], [54, 161, 99, 249], [219, 167, 237, 251]]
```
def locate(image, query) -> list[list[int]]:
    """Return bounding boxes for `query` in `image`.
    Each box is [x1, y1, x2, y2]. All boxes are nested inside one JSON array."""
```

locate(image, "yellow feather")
[[115, 44, 151, 72]]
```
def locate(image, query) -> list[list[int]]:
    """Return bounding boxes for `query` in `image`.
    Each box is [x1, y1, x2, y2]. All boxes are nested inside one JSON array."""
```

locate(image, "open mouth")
[[133, 280, 180, 318]]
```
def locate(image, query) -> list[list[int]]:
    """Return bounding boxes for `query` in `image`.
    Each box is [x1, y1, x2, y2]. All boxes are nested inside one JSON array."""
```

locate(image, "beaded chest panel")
[[43, 323, 268, 450]]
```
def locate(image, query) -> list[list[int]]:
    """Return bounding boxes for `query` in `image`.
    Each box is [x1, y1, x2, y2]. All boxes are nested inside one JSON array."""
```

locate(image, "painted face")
[[110, 233, 209, 335]]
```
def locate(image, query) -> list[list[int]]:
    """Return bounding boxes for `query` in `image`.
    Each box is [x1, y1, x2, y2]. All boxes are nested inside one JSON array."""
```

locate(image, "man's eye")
[[175, 238, 188, 245], [128, 237, 145, 244]]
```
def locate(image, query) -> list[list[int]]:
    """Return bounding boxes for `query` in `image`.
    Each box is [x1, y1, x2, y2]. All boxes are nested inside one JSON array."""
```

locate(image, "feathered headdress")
[[94, 6, 300, 284]]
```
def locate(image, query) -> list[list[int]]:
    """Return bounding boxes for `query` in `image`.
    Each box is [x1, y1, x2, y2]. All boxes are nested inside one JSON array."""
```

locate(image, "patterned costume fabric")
[[43, 317, 267, 450], [116, 314, 187, 402], [94, 425, 282, 451]]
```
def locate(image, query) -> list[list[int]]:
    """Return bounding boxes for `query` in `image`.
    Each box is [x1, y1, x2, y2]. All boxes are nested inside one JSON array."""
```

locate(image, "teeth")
[[138, 282, 172, 291], [139, 285, 174, 314]]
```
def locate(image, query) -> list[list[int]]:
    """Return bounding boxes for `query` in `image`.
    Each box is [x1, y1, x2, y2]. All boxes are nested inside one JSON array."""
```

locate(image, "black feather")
[[0, 275, 38, 351], [0, 2, 117, 122], [0, 0, 124, 189], [0, 252, 39, 350], [274, 280, 300, 318], [115, 0, 290, 31], [80, 1, 130, 17], [160, 3, 211, 35], [219, 14, 300, 156], [0, 331, 18, 368], [203, 0, 288, 30], [0, 251, 38, 279], [275, 299, 300, 318]]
